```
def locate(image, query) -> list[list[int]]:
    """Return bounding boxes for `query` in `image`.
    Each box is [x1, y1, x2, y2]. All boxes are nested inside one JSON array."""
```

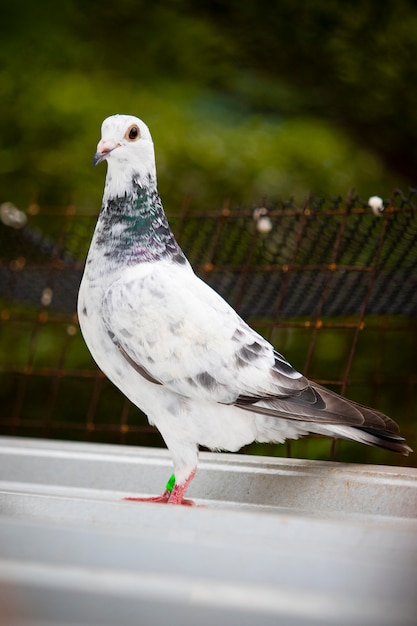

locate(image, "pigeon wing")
[[102, 262, 371, 427]]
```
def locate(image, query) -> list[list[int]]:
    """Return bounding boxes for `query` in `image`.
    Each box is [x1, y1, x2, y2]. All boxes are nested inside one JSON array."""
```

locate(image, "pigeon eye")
[[126, 125, 140, 141]]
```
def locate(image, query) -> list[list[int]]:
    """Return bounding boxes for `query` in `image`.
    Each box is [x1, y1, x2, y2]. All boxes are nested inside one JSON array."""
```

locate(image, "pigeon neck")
[[98, 178, 186, 265]]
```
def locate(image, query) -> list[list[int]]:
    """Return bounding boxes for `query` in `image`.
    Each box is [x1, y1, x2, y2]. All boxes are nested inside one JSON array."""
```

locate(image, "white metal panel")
[[0, 437, 416, 626]]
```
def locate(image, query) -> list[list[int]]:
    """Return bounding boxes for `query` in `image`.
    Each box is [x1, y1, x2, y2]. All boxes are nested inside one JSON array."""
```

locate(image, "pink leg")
[[124, 469, 197, 506]]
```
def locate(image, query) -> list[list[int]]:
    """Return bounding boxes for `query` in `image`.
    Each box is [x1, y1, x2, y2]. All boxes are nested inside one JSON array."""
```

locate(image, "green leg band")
[[165, 474, 176, 493]]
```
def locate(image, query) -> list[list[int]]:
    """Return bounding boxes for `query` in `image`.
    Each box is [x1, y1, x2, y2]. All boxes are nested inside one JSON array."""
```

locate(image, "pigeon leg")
[[166, 469, 196, 505], [124, 469, 196, 505]]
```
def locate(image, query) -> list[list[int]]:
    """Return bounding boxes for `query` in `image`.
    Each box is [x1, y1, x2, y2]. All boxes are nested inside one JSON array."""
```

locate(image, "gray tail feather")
[[235, 380, 412, 455], [314, 424, 412, 456]]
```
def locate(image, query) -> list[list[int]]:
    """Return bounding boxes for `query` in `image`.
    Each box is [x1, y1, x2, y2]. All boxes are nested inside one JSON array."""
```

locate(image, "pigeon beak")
[[93, 139, 120, 166]]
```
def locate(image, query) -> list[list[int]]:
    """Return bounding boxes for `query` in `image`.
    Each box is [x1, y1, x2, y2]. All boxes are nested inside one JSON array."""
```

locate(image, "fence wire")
[[0, 190, 416, 464]]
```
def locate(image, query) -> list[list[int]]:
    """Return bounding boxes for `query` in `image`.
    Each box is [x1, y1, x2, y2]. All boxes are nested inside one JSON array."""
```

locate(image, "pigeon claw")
[[123, 469, 197, 506], [123, 492, 195, 506]]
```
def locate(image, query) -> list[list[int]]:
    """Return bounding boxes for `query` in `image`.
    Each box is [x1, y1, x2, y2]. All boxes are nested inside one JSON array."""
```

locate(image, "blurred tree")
[[0, 0, 415, 210], [190, 0, 417, 181]]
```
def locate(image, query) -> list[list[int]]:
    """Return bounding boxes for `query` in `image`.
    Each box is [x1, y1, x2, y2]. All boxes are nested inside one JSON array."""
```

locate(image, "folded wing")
[[102, 261, 408, 446]]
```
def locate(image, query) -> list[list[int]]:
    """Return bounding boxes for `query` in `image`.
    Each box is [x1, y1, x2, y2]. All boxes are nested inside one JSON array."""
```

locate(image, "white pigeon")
[[78, 114, 411, 505]]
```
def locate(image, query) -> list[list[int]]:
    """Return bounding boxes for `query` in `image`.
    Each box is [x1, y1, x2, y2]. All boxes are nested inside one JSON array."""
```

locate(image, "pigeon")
[[78, 114, 412, 505]]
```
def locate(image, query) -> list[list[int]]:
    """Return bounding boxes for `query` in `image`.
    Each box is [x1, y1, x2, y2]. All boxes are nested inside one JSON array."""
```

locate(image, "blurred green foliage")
[[1, 0, 416, 212]]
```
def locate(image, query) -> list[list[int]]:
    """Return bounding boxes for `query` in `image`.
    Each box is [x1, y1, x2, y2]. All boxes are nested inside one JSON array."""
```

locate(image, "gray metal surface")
[[0, 436, 416, 625]]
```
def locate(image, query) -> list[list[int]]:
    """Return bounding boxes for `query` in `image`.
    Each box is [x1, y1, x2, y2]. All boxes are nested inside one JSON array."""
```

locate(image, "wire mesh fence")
[[0, 189, 416, 465]]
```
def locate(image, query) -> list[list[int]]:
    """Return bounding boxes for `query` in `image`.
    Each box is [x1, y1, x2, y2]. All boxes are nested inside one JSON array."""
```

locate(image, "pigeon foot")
[[123, 469, 196, 505]]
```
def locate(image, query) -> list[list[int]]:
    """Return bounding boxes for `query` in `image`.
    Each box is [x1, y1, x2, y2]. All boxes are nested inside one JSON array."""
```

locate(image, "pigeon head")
[[94, 114, 157, 199]]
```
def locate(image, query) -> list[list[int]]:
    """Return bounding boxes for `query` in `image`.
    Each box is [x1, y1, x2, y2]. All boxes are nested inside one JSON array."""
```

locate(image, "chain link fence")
[[0, 189, 416, 465]]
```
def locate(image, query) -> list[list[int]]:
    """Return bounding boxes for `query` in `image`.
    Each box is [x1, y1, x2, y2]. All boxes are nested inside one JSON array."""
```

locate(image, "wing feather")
[[102, 260, 399, 432], [102, 261, 306, 404]]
